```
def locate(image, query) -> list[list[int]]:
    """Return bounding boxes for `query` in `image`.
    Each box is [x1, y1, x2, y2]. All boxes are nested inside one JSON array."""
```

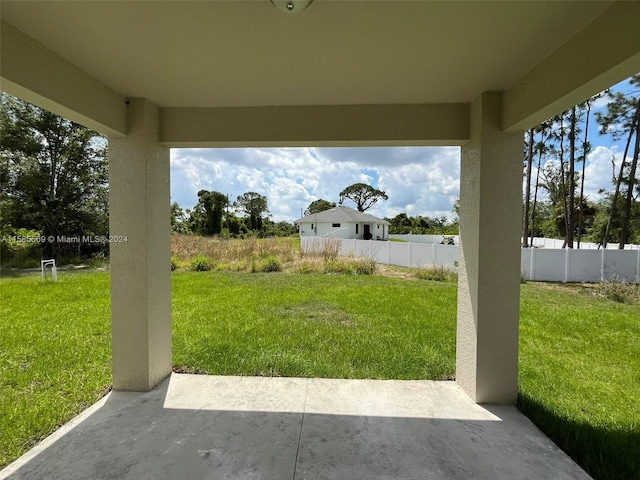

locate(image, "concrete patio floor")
[[1, 374, 592, 480]]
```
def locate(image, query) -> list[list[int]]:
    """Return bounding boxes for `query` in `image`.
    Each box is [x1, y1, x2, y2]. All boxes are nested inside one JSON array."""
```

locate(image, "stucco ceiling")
[[0, 1, 613, 108]]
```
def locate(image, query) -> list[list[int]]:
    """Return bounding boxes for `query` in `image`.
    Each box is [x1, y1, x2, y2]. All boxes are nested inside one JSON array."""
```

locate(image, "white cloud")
[[171, 140, 630, 226], [375, 148, 460, 219], [583, 145, 625, 201], [170, 147, 461, 222]]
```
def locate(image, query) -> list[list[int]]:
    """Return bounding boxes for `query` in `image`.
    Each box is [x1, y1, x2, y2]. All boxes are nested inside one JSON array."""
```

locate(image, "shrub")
[[292, 257, 324, 274], [260, 256, 282, 273], [597, 277, 639, 304], [171, 256, 179, 271], [190, 255, 212, 272], [352, 257, 376, 275], [414, 265, 457, 282], [0, 227, 42, 268], [324, 257, 376, 275], [89, 252, 109, 268]]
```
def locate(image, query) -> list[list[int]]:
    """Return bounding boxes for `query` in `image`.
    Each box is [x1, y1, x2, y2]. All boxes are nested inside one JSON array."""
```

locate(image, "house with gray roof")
[[295, 205, 389, 240]]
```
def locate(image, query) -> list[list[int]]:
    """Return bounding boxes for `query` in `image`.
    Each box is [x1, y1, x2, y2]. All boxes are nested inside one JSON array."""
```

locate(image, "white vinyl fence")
[[389, 234, 640, 250], [301, 237, 640, 283], [521, 247, 640, 283], [302, 237, 459, 270], [389, 234, 460, 245], [527, 237, 640, 250]]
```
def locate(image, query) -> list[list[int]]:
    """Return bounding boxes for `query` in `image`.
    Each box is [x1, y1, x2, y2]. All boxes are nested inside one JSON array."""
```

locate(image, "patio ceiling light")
[[270, 0, 313, 14]]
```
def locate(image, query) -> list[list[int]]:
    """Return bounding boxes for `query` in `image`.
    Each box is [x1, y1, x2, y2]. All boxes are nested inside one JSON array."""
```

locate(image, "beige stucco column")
[[456, 92, 523, 404], [108, 98, 172, 391]]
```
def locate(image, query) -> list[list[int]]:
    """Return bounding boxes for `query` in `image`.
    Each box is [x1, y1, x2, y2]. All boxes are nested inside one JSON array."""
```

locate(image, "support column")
[[108, 98, 172, 391], [456, 92, 523, 404]]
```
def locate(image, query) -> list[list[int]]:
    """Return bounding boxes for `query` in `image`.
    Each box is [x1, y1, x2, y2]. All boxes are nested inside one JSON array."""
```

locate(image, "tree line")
[[171, 190, 296, 238], [172, 183, 393, 237], [522, 74, 639, 248], [295, 184, 459, 235]]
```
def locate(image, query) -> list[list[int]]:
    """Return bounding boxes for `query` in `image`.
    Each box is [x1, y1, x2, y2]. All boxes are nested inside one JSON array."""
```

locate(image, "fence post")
[[432, 243, 436, 266], [564, 248, 570, 282], [408, 242, 412, 268], [637, 249, 640, 284], [529, 246, 535, 281], [601, 248, 605, 282], [387, 240, 391, 265]]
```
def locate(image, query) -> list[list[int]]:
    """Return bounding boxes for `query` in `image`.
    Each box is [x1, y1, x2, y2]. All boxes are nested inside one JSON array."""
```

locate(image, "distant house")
[[295, 206, 390, 240]]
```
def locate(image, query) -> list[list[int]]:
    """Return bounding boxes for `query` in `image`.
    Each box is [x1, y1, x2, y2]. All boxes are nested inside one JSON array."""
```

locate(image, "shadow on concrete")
[[1, 375, 592, 480]]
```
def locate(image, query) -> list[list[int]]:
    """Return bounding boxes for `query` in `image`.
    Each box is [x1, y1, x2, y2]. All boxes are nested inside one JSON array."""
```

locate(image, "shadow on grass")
[[0, 265, 107, 278], [518, 392, 640, 480], [0, 268, 40, 279]]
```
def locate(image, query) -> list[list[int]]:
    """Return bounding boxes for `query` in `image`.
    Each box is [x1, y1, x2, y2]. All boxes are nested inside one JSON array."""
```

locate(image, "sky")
[[169, 78, 637, 224]]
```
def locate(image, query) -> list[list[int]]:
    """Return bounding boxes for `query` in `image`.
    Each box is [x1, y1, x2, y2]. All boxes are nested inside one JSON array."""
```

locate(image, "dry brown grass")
[[172, 234, 382, 275], [300, 237, 341, 261], [171, 234, 298, 271], [171, 234, 455, 281]]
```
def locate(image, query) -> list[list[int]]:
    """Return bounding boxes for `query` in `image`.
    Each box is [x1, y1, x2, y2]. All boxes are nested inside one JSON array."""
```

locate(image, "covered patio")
[[0, 374, 591, 480], [1, 0, 639, 478]]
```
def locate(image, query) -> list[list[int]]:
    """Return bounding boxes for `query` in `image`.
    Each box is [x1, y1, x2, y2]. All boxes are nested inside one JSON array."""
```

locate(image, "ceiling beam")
[[160, 104, 470, 147], [0, 20, 127, 136], [503, 1, 640, 133]]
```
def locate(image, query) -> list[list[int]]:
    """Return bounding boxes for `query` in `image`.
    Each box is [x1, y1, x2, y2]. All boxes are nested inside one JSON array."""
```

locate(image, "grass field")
[[0, 271, 111, 467], [1, 268, 638, 479], [518, 282, 640, 480], [173, 271, 456, 379]]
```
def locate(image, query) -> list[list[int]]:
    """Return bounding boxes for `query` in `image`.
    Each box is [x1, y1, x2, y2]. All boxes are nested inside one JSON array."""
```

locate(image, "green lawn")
[[0, 271, 112, 467], [173, 271, 456, 379], [518, 283, 640, 480], [0, 270, 638, 479]]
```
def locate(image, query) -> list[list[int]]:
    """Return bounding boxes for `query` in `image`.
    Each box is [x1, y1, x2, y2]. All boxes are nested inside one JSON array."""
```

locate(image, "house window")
[[332, 223, 341, 228], [356, 224, 359, 234]]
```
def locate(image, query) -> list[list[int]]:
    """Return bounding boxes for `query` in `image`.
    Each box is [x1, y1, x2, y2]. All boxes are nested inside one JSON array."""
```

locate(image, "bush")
[[89, 252, 109, 268], [597, 277, 639, 304], [190, 255, 212, 272], [293, 258, 324, 274], [352, 257, 376, 275], [414, 265, 457, 282], [260, 256, 282, 272], [171, 256, 179, 271], [325, 257, 376, 275], [0, 227, 42, 268]]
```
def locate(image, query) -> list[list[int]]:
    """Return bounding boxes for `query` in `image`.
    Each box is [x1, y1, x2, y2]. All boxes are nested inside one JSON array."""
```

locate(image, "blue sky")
[[170, 77, 636, 223]]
